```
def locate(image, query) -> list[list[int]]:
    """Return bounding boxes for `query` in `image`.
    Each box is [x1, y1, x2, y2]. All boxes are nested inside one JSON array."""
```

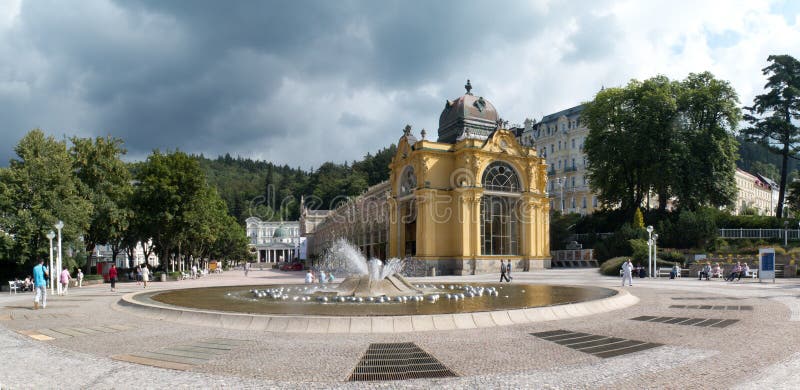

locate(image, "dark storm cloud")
[[0, 0, 624, 166]]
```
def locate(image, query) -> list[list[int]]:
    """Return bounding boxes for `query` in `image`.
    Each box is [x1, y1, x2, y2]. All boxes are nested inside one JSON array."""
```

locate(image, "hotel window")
[[572, 159, 575, 169], [571, 198, 576, 208], [571, 177, 575, 187], [558, 160, 562, 169], [572, 139, 575, 149], [561, 123, 566, 131], [558, 141, 561, 150], [593, 196, 598, 207], [551, 144, 554, 153], [583, 176, 587, 185], [481, 161, 521, 256], [582, 197, 587, 208]]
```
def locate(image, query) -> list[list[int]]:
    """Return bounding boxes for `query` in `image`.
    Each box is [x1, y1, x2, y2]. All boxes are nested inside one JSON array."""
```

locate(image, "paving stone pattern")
[[531, 329, 662, 358], [630, 316, 739, 328], [348, 342, 457, 381], [16, 324, 134, 341], [112, 338, 248, 371]]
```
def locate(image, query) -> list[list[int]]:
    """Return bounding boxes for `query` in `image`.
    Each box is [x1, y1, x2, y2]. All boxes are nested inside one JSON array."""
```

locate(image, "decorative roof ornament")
[[496, 117, 508, 129], [403, 124, 412, 136], [420, 128, 427, 140], [465, 79, 472, 95]]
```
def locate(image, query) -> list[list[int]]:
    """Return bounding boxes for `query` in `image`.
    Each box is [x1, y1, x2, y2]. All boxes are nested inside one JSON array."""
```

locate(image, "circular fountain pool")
[[141, 283, 615, 316]]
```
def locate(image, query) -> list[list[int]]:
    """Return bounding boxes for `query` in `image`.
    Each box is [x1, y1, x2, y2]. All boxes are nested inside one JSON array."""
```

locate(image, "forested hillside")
[[197, 145, 397, 223], [737, 136, 798, 181]]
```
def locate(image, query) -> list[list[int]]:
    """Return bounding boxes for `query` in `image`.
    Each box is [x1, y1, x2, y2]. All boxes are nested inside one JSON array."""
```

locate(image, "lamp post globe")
[[46, 231, 55, 294], [54, 221, 64, 295]]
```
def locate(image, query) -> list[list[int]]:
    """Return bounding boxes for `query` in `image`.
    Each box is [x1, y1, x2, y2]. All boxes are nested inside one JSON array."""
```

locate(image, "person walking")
[[621, 259, 634, 287], [506, 260, 513, 281], [32, 259, 48, 310], [59, 266, 71, 295], [108, 264, 118, 292], [141, 264, 150, 288], [136, 266, 142, 286], [191, 264, 198, 279], [77, 268, 84, 288], [500, 260, 510, 282], [244, 262, 250, 277]]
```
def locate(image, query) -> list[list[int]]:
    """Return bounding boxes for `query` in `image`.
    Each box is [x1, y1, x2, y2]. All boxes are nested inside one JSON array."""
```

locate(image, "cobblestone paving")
[[1, 268, 799, 389]]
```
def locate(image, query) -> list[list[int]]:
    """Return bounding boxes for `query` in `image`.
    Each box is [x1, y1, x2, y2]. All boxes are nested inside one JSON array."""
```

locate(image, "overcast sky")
[[1, 0, 799, 168]]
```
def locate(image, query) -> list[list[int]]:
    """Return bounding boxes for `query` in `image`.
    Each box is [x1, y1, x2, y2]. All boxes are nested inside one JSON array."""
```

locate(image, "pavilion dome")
[[437, 80, 499, 143], [273, 225, 289, 238]]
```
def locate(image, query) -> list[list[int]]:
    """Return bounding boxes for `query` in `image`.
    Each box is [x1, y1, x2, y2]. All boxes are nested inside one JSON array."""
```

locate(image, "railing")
[[718, 228, 800, 240], [564, 166, 578, 173], [570, 233, 614, 242]]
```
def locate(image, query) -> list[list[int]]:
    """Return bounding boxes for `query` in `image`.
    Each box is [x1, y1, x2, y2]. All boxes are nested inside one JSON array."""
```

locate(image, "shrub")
[[629, 239, 649, 263], [83, 274, 103, 281], [595, 223, 645, 262], [659, 250, 685, 264], [599, 257, 629, 276], [168, 271, 182, 280]]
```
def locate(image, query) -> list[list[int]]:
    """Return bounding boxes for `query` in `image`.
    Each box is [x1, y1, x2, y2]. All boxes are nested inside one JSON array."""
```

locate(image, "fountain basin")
[[117, 284, 636, 333]]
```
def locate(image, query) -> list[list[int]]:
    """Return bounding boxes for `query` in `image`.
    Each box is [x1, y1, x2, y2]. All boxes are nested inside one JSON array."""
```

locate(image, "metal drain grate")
[[348, 342, 457, 381], [669, 305, 753, 311], [630, 316, 739, 328], [531, 330, 661, 359]]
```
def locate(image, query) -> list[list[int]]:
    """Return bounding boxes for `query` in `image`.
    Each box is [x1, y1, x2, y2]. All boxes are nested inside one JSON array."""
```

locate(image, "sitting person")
[[327, 272, 335, 283], [319, 270, 327, 284], [711, 263, 722, 278], [726, 262, 742, 281], [304, 270, 314, 284], [23, 276, 33, 291], [670, 263, 681, 279], [738, 262, 750, 281], [699, 262, 711, 280]]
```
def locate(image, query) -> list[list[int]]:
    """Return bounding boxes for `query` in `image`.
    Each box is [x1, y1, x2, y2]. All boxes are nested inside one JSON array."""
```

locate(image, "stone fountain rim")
[[114, 284, 639, 334]]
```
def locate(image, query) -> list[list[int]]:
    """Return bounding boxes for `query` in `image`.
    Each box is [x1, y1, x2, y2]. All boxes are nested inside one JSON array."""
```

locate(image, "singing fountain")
[[118, 238, 635, 332]]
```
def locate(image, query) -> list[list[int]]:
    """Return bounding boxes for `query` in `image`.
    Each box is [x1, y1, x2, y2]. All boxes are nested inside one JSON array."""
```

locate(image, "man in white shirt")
[[621, 259, 634, 287]]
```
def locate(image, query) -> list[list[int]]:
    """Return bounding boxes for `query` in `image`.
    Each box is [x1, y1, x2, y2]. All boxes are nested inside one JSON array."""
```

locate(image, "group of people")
[[725, 262, 750, 281], [25, 259, 89, 310], [305, 269, 335, 284], [499, 260, 513, 282]]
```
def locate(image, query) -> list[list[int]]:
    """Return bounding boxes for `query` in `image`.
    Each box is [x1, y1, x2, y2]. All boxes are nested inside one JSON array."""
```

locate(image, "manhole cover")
[[348, 342, 457, 381]]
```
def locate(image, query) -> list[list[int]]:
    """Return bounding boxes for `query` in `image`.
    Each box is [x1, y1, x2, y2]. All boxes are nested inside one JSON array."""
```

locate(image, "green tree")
[[743, 54, 800, 217], [70, 136, 132, 269], [633, 208, 644, 229], [0, 130, 92, 270], [133, 150, 205, 271], [583, 73, 739, 216], [672, 72, 740, 210]]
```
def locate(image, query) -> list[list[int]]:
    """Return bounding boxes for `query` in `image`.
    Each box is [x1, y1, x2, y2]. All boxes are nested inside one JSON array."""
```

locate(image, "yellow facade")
[[387, 127, 551, 275]]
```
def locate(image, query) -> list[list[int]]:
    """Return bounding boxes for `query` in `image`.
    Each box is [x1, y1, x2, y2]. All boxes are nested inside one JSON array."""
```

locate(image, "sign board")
[[758, 248, 776, 282]]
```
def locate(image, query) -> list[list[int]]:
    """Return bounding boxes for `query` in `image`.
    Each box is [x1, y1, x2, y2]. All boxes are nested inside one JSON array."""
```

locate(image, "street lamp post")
[[784, 220, 789, 247], [646, 225, 654, 277], [557, 176, 567, 213], [54, 221, 64, 296], [46, 231, 55, 294], [653, 233, 659, 275]]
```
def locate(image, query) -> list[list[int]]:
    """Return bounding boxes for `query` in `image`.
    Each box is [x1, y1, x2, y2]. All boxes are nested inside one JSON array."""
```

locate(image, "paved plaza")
[[1, 268, 799, 389]]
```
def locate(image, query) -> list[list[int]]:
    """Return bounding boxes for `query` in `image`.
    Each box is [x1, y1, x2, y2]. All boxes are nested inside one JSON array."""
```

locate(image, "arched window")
[[481, 161, 521, 256], [482, 162, 521, 192], [398, 166, 416, 196]]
